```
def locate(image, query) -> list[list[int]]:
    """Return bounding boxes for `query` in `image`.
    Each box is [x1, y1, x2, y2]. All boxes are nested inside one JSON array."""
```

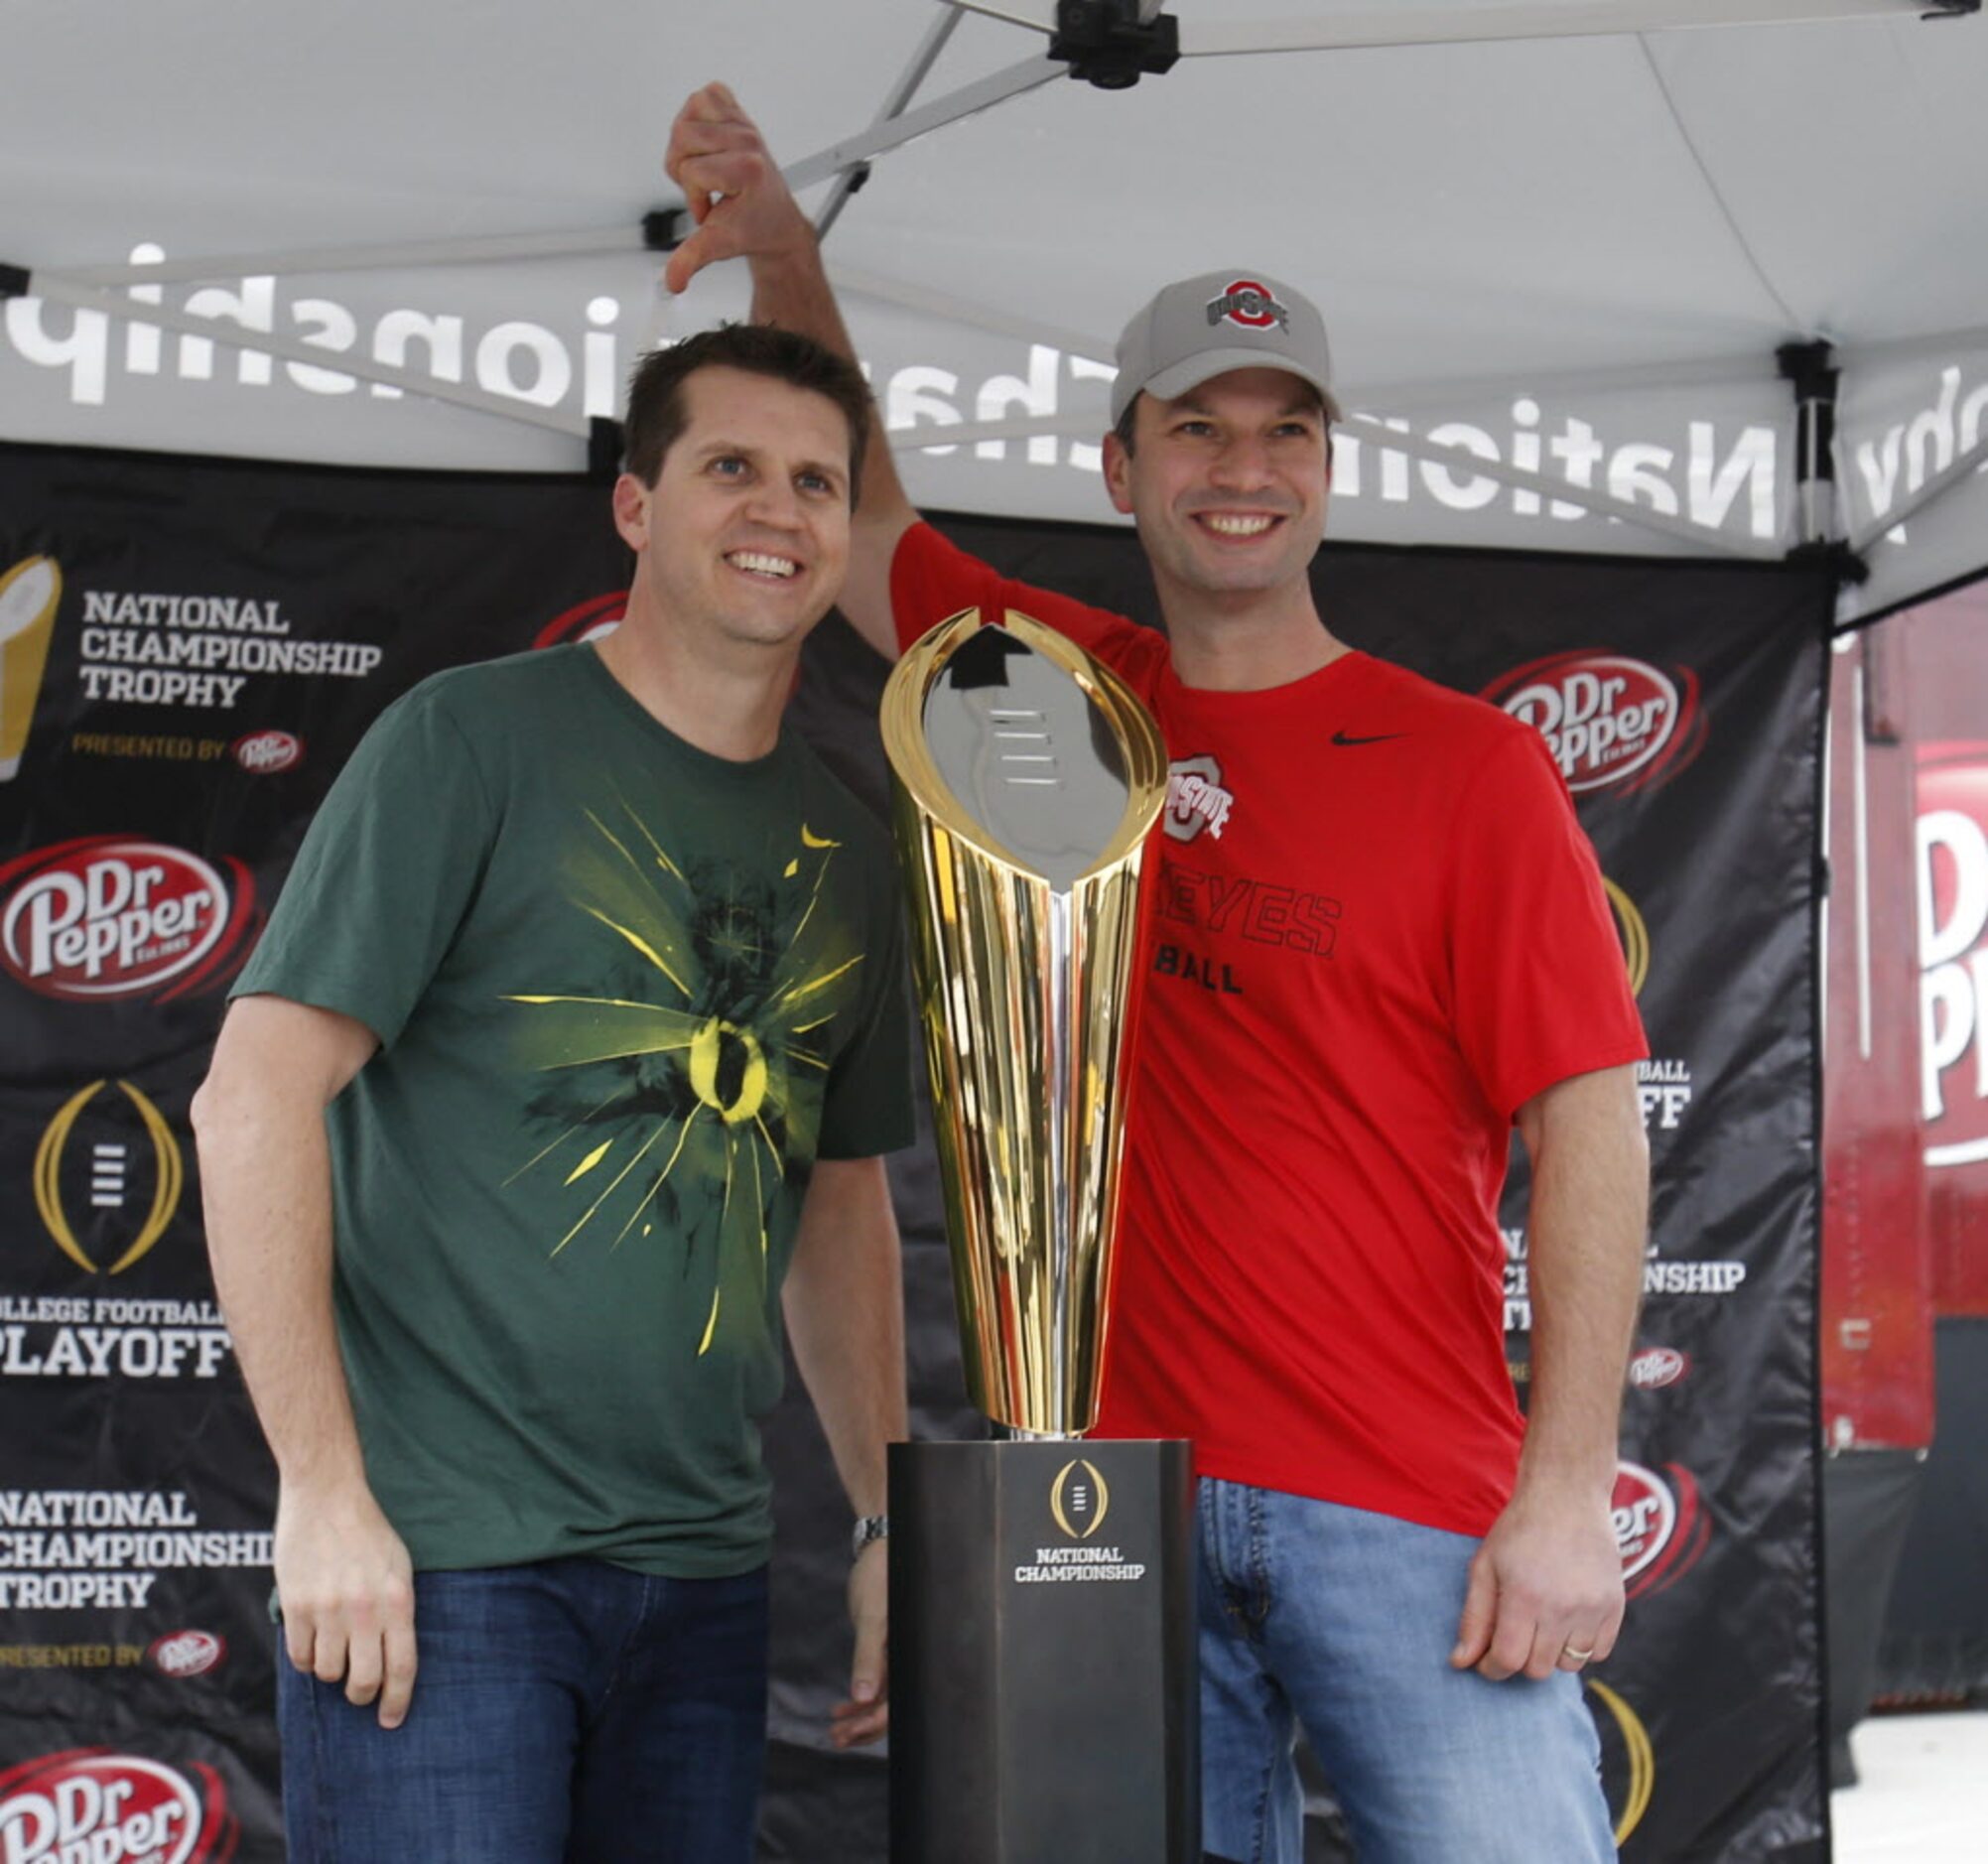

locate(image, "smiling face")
[[1103, 367, 1331, 611], [612, 364, 854, 656]]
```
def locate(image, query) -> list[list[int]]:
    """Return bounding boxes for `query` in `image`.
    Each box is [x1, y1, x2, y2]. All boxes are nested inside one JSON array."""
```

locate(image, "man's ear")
[[1102, 431, 1135, 517], [610, 472, 651, 552]]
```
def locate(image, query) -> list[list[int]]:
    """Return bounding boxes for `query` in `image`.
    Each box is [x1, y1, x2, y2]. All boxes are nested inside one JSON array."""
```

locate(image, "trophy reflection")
[[880, 607, 1197, 1864]]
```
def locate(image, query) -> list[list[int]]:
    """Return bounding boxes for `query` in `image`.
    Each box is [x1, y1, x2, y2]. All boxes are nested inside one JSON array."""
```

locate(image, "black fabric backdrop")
[[0, 444, 1829, 1862]]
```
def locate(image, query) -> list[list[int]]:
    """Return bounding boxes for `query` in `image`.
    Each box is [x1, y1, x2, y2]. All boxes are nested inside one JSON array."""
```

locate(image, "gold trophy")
[[881, 605, 1166, 1436], [879, 606, 1197, 1863]]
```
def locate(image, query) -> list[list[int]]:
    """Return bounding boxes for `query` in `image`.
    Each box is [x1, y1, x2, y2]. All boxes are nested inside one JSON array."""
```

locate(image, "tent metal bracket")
[[1048, 1, 1180, 87], [1788, 539, 1870, 584], [643, 209, 689, 253]]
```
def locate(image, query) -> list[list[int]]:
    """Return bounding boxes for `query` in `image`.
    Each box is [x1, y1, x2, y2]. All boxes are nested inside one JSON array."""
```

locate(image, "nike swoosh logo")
[[1331, 731, 1406, 746]]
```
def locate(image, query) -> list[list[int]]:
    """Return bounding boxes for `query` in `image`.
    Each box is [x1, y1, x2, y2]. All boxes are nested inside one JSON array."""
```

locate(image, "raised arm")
[[192, 994, 418, 1728], [665, 81, 916, 659], [780, 1152, 907, 1747], [1450, 1061, 1648, 1681]]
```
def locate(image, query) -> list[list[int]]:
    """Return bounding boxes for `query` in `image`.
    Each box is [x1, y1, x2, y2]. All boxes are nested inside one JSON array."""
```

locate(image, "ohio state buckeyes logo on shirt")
[[1163, 755, 1234, 842]]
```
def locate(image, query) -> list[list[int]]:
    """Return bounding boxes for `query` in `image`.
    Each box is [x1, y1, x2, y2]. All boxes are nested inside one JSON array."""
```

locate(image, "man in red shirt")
[[665, 83, 1650, 1863]]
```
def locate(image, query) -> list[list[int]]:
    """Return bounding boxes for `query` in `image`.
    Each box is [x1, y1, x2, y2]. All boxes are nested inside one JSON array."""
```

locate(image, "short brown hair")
[[622, 324, 871, 501]]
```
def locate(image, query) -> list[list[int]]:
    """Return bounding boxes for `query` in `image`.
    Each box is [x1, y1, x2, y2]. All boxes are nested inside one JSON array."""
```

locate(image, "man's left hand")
[[830, 1537, 889, 1747], [1448, 1478, 1623, 1681]]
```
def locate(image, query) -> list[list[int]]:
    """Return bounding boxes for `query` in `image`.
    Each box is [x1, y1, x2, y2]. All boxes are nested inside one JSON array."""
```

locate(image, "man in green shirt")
[[193, 324, 914, 1863]]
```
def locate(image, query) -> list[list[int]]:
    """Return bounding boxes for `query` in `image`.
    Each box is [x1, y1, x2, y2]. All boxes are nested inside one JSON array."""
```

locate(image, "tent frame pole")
[[36, 54, 1064, 292], [953, 0, 1973, 53], [814, 5, 967, 241], [1847, 427, 1988, 556]]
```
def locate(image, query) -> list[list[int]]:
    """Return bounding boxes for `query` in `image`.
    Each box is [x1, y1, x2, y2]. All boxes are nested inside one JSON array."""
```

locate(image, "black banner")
[[0, 447, 1828, 1861]]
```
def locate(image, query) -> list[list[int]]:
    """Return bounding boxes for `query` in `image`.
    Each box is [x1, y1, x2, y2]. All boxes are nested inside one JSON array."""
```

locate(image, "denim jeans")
[[1198, 1478, 1616, 1864], [277, 1556, 769, 1863]]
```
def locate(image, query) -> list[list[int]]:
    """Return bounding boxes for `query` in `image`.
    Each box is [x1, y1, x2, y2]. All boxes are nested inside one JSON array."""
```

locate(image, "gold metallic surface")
[[881, 608, 1167, 1436]]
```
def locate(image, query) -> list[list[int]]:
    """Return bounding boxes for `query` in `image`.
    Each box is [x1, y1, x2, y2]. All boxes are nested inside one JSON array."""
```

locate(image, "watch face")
[[852, 1515, 889, 1557]]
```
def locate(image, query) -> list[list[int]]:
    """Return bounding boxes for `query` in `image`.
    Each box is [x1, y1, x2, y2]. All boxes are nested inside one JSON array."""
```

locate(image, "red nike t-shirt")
[[892, 522, 1648, 1535]]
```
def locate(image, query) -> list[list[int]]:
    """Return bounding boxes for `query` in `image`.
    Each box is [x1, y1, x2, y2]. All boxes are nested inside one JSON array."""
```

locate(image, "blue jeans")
[[1198, 1479, 1615, 1864], [278, 1557, 769, 1863]]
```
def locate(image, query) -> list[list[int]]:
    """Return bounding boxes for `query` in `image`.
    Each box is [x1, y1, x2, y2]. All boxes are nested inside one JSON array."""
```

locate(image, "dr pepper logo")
[[1482, 652, 1703, 795], [147, 1631, 226, 1680], [230, 730, 302, 775], [1627, 1346, 1690, 1391], [1919, 741, 1988, 1167], [0, 1749, 238, 1864], [1614, 1460, 1711, 1600], [534, 593, 625, 649], [0, 837, 255, 1002]]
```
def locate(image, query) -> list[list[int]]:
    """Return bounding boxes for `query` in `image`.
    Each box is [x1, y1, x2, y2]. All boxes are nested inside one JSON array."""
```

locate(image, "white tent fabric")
[[3, 1, 1985, 619]]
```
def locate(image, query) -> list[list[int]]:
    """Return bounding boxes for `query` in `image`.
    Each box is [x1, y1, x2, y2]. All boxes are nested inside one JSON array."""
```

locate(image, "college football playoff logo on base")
[[1049, 1458, 1111, 1540]]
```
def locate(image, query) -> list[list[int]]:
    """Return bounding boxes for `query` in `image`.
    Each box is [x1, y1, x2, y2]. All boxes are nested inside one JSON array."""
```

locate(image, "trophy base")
[[887, 1437, 1199, 1863]]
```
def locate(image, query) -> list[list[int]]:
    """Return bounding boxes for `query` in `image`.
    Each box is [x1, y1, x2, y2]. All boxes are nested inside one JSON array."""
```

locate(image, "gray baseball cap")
[[1111, 269, 1339, 428]]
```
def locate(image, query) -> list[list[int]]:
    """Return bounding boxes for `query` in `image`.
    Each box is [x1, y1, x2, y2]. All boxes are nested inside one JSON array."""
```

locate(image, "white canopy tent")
[[3, 0, 1986, 621]]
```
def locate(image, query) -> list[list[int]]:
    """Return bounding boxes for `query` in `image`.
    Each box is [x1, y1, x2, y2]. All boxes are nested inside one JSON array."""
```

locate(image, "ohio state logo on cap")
[[1206, 279, 1288, 332]]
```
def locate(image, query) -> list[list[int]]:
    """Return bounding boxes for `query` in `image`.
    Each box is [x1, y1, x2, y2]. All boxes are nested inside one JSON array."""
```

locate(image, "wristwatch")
[[851, 1514, 889, 1559]]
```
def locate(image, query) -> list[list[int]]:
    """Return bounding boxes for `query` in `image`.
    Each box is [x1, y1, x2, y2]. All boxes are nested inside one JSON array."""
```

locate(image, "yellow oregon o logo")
[[1604, 879, 1651, 999], [33, 1079, 183, 1275], [1049, 1458, 1111, 1539], [1588, 1678, 1656, 1845], [689, 1017, 769, 1125]]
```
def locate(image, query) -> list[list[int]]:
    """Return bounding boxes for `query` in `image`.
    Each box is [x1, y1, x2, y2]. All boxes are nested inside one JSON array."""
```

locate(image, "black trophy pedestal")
[[888, 1437, 1198, 1863]]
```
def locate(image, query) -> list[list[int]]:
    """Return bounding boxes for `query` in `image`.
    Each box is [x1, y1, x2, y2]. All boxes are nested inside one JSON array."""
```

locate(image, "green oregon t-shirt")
[[233, 644, 913, 1576]]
